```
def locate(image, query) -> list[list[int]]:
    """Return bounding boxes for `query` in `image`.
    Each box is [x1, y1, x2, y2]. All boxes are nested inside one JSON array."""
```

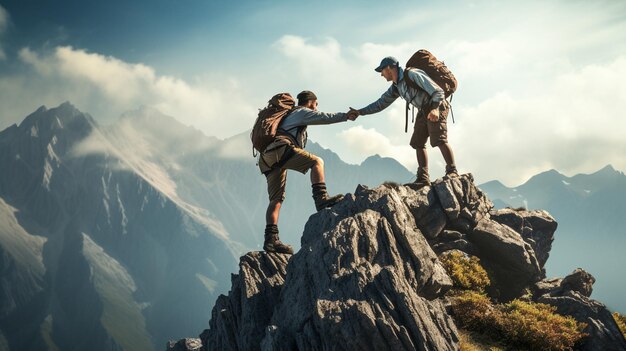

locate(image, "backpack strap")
[[403, 68, 421, 133]]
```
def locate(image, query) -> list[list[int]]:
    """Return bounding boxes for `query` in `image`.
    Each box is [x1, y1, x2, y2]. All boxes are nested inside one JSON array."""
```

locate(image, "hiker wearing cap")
[[347, 56, 458, 188], [258, 91, 348, 254]]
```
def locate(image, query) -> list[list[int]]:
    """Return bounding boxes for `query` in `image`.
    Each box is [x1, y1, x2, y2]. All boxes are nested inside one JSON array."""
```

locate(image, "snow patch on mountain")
[[0, 197, 46, 274]]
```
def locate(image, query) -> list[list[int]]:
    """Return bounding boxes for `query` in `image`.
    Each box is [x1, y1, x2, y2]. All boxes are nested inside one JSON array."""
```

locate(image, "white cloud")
[[15, 46, 256, 138], [455, 56, 626, 185]]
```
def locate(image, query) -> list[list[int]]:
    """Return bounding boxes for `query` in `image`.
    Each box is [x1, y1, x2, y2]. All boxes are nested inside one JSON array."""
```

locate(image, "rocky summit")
[[170, 174, 626, 351]]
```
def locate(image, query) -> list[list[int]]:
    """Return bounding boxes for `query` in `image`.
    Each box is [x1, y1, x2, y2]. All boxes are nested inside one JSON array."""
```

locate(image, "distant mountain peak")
[[593, 164, 616, 175], [19, 102, 95, 132]]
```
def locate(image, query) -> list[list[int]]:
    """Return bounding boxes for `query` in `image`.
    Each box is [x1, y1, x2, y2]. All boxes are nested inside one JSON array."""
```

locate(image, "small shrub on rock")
[[451, 291, 587, 351], [451, 291, 499, 333], [439, 250, 490, 292], [499, 299, 586, 351]]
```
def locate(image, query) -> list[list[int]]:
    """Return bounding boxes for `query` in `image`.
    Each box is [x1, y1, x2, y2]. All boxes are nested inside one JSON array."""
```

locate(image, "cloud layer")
[[11, 46, 256, 138]]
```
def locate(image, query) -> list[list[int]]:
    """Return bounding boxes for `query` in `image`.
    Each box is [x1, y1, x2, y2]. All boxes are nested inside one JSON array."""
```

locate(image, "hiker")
[[347, 55, 458, 188], [258, 91, 348, 254]]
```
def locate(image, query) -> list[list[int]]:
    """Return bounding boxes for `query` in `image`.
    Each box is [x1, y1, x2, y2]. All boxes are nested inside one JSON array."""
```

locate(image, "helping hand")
[[347, 107, 360, 121]]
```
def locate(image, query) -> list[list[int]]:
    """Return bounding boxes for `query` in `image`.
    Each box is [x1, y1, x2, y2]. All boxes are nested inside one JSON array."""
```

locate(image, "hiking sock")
[[312, 182, 343, 211]]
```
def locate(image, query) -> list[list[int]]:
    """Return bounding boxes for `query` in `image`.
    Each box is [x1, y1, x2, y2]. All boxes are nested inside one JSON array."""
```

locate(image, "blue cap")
[[374, 56, 399, 72]]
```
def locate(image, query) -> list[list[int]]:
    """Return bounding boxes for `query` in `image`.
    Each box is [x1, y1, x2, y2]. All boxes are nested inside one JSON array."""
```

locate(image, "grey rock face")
[[490, 208, 556, 270], [202, 252, 290, 351], [264, 183, 458, 351], [469, 218, 543, 299], [199, 182, 461, 351], [432, 174, 493, 231]]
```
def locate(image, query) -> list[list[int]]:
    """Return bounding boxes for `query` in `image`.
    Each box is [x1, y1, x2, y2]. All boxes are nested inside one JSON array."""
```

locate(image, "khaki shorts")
[[260, 144, 319, 202], [410, 102, 450, 149]]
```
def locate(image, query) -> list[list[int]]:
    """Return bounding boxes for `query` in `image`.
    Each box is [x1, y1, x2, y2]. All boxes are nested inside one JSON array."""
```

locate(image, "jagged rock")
[[561, 268, 595, 297], [469, 218, 542, 299], [201, 252, 290, 351], [166, 338, 202, 351], [533, 268, 596, 299], [262, 183, 458, 350], [490, 208, 556, 270], [432, 174, 493, 229], [400, 186, 447, 239], [538, 291, 626, 351]]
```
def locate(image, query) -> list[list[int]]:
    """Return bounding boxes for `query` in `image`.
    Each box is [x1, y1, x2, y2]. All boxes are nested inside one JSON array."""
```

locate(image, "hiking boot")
[[410, 167, 431, 190], [312, 182, 344, 211], [444, 164, 459, 179], [263, 225, 293, 254]]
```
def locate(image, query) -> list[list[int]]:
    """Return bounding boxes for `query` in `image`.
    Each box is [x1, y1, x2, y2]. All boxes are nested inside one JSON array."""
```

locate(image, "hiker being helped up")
[[347, 52, 458, 189], [253, 90, 349, 254]]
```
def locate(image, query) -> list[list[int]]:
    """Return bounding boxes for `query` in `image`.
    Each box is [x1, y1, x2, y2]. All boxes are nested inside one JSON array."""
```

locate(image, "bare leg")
[[266, 200, 282, 225], [438, 143, 456, 167], [310, 157, 325, 184]]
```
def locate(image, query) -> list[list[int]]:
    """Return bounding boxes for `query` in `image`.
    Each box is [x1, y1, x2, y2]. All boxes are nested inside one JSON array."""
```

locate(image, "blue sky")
[[1, 0, 625, 185]]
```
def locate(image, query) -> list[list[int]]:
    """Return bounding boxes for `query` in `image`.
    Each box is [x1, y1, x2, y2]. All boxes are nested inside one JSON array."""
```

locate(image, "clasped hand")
[[347, 107, 360, 121]]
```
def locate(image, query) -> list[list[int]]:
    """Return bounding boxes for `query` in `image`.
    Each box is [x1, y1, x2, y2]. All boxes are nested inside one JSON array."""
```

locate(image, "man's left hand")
[[427, 108, 440, 122]]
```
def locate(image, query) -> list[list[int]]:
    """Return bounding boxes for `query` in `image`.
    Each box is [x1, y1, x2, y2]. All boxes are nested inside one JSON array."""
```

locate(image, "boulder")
[[490, 208, 557, 270], [534, 268, 596, 299], [469, 218, 542, 299]]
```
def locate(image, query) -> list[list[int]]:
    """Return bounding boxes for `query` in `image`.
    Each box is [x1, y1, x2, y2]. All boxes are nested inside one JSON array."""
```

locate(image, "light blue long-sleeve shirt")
[[359, 67, 445, 116], [277, 107, 347, 148]]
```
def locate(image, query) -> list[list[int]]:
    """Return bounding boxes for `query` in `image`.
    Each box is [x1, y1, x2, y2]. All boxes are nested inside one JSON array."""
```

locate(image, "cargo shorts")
[[259, 141, 319, 202], [409, 102, 450, 149]]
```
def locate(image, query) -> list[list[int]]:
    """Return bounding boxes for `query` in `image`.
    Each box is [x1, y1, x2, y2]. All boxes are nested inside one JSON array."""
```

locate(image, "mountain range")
[[0, 102, 412, 351]]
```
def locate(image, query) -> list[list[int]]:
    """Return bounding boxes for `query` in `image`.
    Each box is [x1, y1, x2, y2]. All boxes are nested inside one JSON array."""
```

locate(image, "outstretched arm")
[[355, 85, 400, 116], [280, 109, 348, 131]]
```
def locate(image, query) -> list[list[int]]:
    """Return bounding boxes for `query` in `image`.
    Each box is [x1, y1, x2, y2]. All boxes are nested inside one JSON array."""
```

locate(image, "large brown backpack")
[[402, 49, 458, 132], [405, 49, 457, 97], [250, 93, 296, 155]]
